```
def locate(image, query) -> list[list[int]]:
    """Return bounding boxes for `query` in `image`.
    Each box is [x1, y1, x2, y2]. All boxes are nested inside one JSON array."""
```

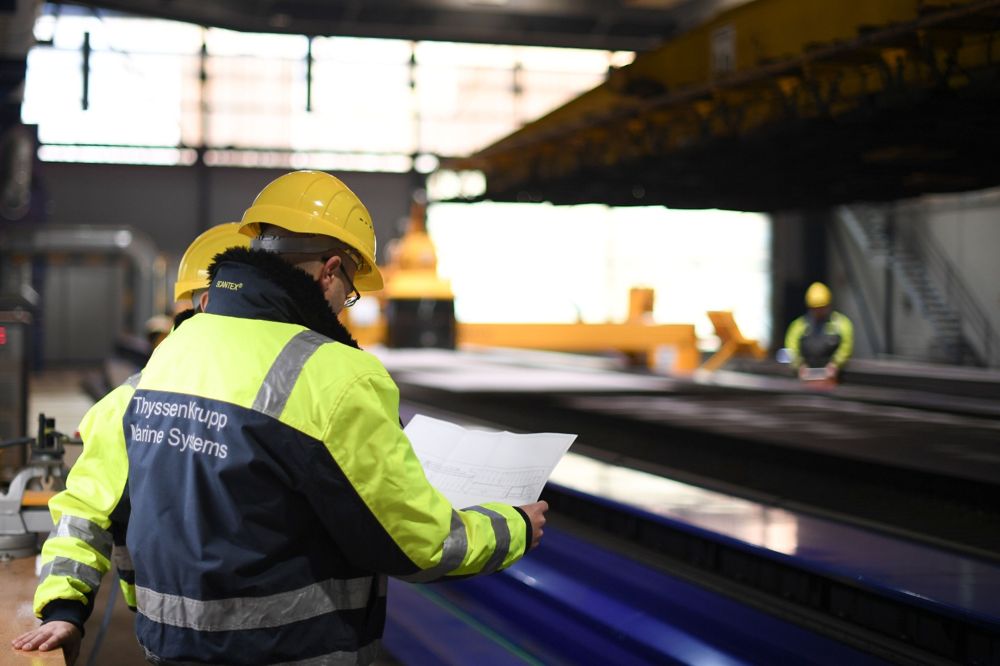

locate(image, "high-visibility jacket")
[[784, 310, 854, 369], [35, 249, 530, 665]]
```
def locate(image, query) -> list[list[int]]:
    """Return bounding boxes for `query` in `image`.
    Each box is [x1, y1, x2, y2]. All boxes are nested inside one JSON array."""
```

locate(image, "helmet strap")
[[251, 235, 363, 273]]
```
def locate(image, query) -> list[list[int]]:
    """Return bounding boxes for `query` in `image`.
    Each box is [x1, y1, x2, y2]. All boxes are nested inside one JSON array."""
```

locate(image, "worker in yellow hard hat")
[[20, 171, 547, 665], [175, 222, 252, 309], [784, 281, 854, 381], [170, 222, 252, 331], [13, 221, 256, 662], [137, 223, 253, 353]]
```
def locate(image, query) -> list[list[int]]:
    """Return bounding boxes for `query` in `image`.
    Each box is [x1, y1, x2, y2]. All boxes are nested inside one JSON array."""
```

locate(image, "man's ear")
[[320, 255, 341, 283], [198, 291, 210, 312]]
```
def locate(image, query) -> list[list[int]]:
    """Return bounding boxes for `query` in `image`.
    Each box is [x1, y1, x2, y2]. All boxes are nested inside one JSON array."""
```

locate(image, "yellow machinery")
[[345, 211, 700, 374], [345, 199, 455, 349], [448, 0, 1000, 210], [382, 200, 457, 349], [700, 310, 767, 371], [457, 321, 699, 373], [0, 414, 71, 559]]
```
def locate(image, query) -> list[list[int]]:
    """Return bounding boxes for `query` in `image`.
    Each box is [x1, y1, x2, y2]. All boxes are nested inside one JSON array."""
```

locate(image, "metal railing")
[[836, 204, 1000, 367], [897, 221, 999, 367]]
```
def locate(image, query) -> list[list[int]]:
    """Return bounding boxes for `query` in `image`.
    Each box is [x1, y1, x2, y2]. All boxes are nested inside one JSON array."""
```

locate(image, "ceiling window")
[[22, 6, 631, 169]]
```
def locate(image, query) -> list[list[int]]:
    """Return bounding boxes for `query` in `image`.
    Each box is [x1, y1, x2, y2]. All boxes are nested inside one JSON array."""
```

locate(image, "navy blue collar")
[[205, 248, 360, 349]]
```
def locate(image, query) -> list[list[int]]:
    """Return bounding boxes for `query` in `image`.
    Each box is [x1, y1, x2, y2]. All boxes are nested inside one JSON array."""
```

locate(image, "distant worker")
[[138, 224, 253, 359], [15, 170, 547, 665], [143, 313, 173, 351], [784, 281, 854, 380], [172, 222, 252, 326]]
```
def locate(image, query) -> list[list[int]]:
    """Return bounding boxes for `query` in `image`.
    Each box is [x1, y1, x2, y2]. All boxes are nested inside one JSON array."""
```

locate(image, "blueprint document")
[[404, 414, 577, 508]]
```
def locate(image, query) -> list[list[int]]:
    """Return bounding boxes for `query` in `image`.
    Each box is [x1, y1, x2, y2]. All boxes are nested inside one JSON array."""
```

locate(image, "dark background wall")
[[769, 209, 829, 352], [38, 162, 417, 262], [12, 162, 417, 363]]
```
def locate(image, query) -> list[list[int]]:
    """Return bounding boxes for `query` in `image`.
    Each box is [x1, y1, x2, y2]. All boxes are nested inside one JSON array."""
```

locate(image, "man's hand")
[[519, 500, 549, 550], [12, 621, 81, 665], [825, 363, 839, 380]]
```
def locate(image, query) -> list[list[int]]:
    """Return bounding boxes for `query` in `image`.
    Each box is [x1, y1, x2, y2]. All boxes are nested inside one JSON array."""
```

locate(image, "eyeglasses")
[[339, 263, 360, 308]]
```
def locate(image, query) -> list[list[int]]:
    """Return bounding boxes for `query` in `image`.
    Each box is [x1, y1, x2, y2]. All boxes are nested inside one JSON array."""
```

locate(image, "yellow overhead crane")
[[448, 0, 1000, 210]]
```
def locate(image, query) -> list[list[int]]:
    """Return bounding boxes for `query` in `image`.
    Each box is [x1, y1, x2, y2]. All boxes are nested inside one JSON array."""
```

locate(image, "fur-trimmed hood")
[[205, 247, 360, 349]]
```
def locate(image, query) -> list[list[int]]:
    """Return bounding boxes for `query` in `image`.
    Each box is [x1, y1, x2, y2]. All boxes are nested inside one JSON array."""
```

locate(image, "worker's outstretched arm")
[[24, 381, 133, 649], [11, 621, 80, 664], [831, 313, 854, 368], [784, 316, 806, 367], [302, 371, 541, 582]]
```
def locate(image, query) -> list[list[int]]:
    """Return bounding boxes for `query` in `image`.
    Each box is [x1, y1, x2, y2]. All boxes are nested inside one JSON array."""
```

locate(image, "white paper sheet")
[[403, 414, 577, 508]]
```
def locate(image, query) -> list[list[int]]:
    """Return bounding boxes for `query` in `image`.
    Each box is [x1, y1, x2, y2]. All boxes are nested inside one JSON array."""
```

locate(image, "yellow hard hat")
[[174, 223, 251, 302], [238, 170, 383, 291], [805, 282, 832, 308]]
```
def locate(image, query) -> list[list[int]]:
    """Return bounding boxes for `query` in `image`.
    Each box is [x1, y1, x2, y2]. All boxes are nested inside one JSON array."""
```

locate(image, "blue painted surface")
[[384, 579, 542, 665], [549, 454, 1000, 628], [429, 528, 888, 665]]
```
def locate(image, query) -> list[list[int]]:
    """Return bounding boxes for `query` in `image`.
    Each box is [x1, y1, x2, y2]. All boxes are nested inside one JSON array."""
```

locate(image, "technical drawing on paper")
[[404, 413, 577, 507], [420, 458, 549, 505]]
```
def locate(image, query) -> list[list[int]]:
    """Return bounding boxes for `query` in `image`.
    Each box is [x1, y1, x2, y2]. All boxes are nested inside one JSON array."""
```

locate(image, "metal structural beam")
[[449, 0, 1000, 211], [66, 0, 742, 51]]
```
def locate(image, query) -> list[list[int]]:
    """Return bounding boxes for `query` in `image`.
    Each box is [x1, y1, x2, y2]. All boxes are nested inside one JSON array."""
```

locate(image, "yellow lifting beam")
[[457, 322, 700, 374]]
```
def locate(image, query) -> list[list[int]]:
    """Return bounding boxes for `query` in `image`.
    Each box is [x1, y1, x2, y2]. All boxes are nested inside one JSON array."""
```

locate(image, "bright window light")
[[516, 46, 611, 73], [205, 28, 308, 58], [87, 17, 203, 54], [428, 202, 771, 346], [23, 11, 633, 166], [415, 42, 518, 68], [312, 36, 412, 64]]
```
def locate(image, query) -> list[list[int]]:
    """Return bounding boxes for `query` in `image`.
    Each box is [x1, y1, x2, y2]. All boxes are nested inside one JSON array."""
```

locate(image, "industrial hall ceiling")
[[50, 0, 1000, 212], [60, 0, 744, 51]]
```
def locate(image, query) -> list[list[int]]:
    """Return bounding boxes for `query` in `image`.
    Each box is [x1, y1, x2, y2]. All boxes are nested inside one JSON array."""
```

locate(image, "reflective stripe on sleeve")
[[136, 576, 374, 632], [39, 556, 103, 590], [397, 510, 468, 583], [53, 515, 113, 561], [252, 330, 330, 418], [466, 505, 511, 574]]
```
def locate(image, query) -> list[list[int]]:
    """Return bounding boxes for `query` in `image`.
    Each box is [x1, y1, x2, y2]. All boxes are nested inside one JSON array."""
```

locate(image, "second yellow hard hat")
[[174, 222, 251, 302]]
